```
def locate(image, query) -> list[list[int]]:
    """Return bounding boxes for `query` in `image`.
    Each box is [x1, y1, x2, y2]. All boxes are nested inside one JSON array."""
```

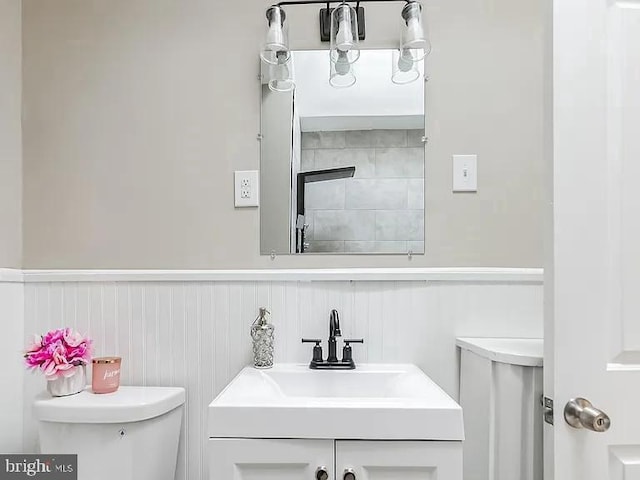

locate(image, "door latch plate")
[[541, 395, 554, 425]]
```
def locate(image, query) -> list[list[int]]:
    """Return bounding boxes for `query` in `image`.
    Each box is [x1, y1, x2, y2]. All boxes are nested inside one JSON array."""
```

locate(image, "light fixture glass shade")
[[330, 3, 360, 65], [391, 48, 421, 84], [268, 51, 295, 92], [400, 1, 431, 61], [329, 53, 356, 88], [260, 6, 290, 66]]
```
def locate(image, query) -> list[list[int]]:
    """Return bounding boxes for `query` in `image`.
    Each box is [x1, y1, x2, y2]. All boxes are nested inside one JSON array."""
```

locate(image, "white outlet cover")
[[452, 155, 478, 192], [234, 170, 259, 207]]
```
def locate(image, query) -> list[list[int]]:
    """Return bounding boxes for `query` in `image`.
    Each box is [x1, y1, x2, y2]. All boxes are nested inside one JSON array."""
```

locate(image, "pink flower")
[[64, 328, 84, 347], [25, 335, 42, 353], [24, 328, 93, 380], [42, 329, 64, 346], [51, 341, 67, 364]]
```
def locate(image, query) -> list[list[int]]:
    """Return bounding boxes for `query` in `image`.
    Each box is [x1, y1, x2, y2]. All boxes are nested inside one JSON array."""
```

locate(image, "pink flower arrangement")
[[24, 328, 93, 381]]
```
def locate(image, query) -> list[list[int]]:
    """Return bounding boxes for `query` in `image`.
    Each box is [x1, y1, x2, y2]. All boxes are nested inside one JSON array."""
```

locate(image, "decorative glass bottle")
[[251, 307, 275, 369]]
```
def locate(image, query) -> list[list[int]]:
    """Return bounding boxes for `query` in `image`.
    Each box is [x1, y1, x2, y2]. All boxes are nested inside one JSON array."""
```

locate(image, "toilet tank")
[[457, 338, 543, 480], [34, 386, 185, 480]]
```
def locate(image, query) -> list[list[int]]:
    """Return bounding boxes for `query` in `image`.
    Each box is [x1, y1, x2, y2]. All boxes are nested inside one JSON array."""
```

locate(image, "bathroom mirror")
[[260, 49, 425, 255]]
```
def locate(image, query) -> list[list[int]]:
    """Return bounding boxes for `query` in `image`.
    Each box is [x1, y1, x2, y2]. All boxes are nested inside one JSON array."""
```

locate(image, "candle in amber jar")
[[92, 357, 121, 394]]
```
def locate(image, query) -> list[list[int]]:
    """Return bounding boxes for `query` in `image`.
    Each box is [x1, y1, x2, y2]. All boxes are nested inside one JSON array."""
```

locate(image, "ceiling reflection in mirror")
[[260, 49, 425, 255]]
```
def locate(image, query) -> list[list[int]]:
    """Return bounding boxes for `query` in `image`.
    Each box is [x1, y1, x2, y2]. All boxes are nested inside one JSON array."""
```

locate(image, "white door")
[[550, 0, 640, 478], [335, 441, 462, 480], [209, 439, 334, 480]]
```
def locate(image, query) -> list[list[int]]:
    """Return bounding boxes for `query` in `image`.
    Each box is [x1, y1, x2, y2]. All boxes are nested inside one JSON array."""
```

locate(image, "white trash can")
[[457, 337, 543, 480]]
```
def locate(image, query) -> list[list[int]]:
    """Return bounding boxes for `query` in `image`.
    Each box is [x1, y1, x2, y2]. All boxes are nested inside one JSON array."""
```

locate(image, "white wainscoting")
[[22, 270, 543, 480], [0, 269, 24, 453]]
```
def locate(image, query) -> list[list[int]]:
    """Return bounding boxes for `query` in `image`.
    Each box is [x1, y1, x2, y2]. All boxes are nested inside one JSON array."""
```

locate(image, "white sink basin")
[[208, 364, 464, 441]]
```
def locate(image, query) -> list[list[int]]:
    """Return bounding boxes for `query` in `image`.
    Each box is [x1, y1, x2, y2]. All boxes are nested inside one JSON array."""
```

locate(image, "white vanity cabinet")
[[209, 438, 462, 480], [209, 439, 333, 480], [335, 441, 462, 479]]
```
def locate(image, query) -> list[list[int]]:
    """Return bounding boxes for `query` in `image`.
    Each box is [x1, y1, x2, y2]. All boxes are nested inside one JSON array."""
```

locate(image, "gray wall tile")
[[408, 179, 425, 209], [305, 212, 315, 240], [404, 148, 425, 177], [344, 241, 377, 253], [301, 132, 320, 149], [346, 179, 408, 210], [314, 148, 375, 178], [313, 210, 376, 241], [302, 132, 346, 149], [375, 147, 424, 178], [374, 241, 408, 253], [376, 210, 424, 241], [345, 130, 375, 147], [407, 129, 425, 147], [407, 241, 425, 253], [374, 129, 407, 148], [306, 240, 345, 253], [301, 131, 348, 150], [317, 131, 346, 148], [297, 129, 424, 252], [301, 149, 315, 170], [305, 180, 345, 210]]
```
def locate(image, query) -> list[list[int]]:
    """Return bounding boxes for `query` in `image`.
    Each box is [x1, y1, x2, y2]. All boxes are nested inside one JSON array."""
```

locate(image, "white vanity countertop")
[[456, 337, 543, 367], [208, 363, 464, 441]]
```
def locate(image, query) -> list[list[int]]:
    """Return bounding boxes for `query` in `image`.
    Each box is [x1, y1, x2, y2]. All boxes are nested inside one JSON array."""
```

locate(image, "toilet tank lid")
[[33, 386, 186, 424], [456, 337, 543, 367]]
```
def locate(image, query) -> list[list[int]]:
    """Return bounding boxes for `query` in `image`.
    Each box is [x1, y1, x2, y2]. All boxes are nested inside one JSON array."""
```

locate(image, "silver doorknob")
[[564, 398, 611, 432], [315, 466, 329, 480], [343, 468, 356, 480]]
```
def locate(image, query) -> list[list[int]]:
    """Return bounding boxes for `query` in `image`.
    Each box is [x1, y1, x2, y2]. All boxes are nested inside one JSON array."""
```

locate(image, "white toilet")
[[33, 386, 185, 480]]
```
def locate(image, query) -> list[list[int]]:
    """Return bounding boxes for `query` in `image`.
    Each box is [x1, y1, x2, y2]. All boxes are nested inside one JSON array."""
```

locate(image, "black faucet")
[[327, 309, 342, 363], [302, 309, 364, 370]]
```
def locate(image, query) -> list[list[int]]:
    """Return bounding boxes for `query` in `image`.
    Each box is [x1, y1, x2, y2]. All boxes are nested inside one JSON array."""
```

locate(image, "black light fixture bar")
[[276, 0, 408, 6], [274, 0, 409, 41]]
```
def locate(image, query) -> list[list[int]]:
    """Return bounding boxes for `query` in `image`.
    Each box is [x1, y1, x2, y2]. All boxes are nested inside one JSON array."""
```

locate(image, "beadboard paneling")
[[23, 278, 542, 480], [0, 277, 24, 452]]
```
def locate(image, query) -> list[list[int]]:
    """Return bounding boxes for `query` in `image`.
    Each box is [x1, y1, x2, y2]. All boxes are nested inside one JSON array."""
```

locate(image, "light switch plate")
[[234, 170, 259, 207], [452, 155, 478, 192]]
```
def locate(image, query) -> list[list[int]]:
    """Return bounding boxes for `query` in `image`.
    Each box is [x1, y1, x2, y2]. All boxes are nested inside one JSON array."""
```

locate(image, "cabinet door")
[[209, 438, 334, 480], [336, 441, 462, 480]]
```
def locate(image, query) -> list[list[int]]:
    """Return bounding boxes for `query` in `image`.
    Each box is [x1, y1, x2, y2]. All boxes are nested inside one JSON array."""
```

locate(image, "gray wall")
[[303, 130, 425, 254], [0, 0, 22, 268], [22, 0, 545, 268]]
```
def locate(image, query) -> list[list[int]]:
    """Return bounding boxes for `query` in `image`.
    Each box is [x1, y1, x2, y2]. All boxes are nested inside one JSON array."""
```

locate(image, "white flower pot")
[[47, 366, 86, 397]]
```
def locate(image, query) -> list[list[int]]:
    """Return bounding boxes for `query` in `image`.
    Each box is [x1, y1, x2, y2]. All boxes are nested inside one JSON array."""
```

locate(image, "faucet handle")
[[302, 338, 324, 363], [342, 339, 364, 365]]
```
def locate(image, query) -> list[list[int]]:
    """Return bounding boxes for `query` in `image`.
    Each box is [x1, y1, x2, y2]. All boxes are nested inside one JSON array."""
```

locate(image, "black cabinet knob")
[[343, 468, 356, 480], [316, 466, 329, 480]]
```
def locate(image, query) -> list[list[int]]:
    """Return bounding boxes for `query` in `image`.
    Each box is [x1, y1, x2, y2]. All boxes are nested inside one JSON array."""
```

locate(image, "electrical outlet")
[[234, 170, 259, 207]]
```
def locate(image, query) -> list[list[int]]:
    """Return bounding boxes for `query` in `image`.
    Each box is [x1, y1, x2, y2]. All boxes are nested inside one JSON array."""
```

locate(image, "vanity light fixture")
[[330, 3, 360, 65], [391, 47, 420, 84], [268, 51, 296, 92], [261, 0, 431, 87], [329, 52, 357, 87], [400, 1, 430, 61], [260, 6, 290, 65]]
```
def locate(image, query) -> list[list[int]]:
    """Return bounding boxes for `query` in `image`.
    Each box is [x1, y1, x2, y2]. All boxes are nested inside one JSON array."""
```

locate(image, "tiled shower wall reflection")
[[301, 129, 424, 253]]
